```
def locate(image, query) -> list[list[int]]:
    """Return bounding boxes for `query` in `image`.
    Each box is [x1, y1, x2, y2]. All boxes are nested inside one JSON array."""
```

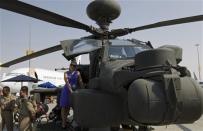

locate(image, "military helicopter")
[[0, 0, 203, 131]]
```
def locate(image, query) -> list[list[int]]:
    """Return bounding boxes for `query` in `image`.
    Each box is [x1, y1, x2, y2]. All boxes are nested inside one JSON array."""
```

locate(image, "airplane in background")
[[0, 55, 83, 93], [0, 68, 64, 93]]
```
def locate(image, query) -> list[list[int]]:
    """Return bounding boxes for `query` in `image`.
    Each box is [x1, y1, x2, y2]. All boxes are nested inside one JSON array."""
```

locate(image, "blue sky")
[[0, 0, 203, 80]]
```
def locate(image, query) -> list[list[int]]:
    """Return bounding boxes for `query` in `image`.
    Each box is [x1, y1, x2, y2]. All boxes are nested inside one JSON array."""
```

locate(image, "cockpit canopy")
[[61, 39, 150, 60]]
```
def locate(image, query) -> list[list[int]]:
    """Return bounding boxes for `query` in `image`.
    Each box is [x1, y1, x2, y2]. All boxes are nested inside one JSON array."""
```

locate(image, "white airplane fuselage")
[[0, 68, 65, 93]]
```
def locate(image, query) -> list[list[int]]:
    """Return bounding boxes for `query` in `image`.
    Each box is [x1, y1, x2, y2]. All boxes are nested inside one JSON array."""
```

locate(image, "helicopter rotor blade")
[[0, 45, 62, 67], [109, 15, 203, 38], [0, 0, 100, 35]]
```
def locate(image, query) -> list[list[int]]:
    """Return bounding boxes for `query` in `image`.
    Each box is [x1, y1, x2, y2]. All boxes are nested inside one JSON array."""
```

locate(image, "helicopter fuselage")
[[61, 39, 203, 128]]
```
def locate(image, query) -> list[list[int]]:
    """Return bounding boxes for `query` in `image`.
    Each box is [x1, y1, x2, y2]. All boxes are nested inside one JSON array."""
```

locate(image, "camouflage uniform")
[[18, 98, 36, 131], [0, 94, 15, 131]]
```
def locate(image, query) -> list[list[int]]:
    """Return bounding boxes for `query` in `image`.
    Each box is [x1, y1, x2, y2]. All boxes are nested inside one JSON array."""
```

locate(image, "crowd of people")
[[0, 59, 84, 131], [0, 86, 36, 131]]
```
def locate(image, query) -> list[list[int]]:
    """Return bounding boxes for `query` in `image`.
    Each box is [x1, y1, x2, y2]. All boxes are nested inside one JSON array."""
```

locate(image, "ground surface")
[[1, 103, 202, 131]]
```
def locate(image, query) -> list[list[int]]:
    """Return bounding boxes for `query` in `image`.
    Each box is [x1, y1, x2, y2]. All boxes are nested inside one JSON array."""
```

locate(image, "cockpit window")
[[109, 45, 148, 59]]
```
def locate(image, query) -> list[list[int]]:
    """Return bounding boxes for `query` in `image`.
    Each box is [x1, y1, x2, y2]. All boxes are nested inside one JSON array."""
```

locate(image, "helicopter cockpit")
[[108, 40, 150, 59], [61, 39, 150, 61]]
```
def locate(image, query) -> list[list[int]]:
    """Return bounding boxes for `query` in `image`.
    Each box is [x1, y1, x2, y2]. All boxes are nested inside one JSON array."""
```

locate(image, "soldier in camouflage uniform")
[[0, 86, 16, 131], [17, 86, 36, 131]]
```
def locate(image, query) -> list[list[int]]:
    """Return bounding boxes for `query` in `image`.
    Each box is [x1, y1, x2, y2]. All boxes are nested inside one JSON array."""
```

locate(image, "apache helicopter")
[[0, 0, 203, 131]]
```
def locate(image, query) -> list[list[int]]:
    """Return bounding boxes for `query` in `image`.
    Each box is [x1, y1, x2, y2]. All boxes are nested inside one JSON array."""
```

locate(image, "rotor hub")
[[87, 0, 121, 30]]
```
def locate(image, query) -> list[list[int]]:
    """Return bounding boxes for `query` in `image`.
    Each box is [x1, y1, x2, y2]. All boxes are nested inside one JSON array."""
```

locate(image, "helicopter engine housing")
[[128, 77, 202, 124], [127, 47, 203, 124]]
